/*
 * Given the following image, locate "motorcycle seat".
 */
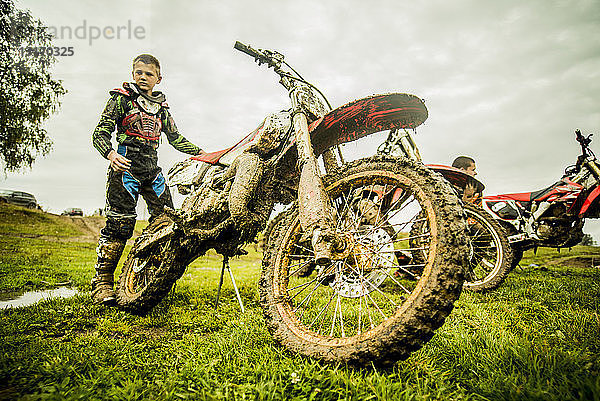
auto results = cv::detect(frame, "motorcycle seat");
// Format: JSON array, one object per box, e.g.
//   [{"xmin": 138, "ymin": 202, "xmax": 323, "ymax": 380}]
[
  {"xmin": 483, "ymin": 182, "xmax": 562, "ymax": 214},
  {"xmin": 488, "ymin": 192, "xmax": 533, "ymax": 202},
  {"xmin": 190, "ymin": 110, "xmax": 292, "ymax": 166},
  {"xmin": 528, "ymin": 184, "xmax": 558, "ymax": 202},
  {"xmin": 488, "ymin": 183, "xmax": 557, "ymax": 203},
  {"xmin": 191, "ymin": 125, "xmax": 262, "ymax": 165},
  {"xmin": 192, "ymin": 148, "xmax": 235, "ymax": 165}
]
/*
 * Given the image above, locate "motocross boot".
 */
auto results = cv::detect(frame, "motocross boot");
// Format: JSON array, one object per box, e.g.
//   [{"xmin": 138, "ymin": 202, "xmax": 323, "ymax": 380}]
[{"xmin": 91, "ymin": 237, "xmax": 126, "ymax": 305}]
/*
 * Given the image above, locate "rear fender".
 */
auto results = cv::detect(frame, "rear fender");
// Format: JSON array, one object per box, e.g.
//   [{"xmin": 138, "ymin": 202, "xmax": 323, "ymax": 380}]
[{"xmin": 427, "ymin": 164, "xmax": 485, "ymax": 193}]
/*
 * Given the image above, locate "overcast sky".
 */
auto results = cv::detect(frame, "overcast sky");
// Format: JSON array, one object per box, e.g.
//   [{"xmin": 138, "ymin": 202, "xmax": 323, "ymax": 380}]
[{"xmin": 5, "ymin": 0, "xmax": 600, "ymax": 235}]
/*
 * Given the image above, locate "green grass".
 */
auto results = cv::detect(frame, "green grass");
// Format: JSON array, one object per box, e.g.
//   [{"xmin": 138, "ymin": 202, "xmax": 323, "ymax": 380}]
[
  {"xmin": 0, "ymin": 203, "xmax": 599, "ymax": 400},
  {"xmin": 0, "ymin": 205, "xmax": 83, "ymax": 237},
  {"xmin": 0, "ymin": 236, "xmax": 97, "ymax": 291}
]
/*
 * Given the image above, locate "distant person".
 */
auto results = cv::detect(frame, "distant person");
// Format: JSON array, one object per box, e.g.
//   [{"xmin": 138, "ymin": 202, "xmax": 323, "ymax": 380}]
[
  {"xmin": 90, "ymin": 54, "xmax": 205, "ymax": 305},
  {"xmin": 452, "ymin": 156, "xmax": 480, "ymax": 203},
  {"xmin": 452, "ymin": 156, "xmax": 477, "ymax": 177}
]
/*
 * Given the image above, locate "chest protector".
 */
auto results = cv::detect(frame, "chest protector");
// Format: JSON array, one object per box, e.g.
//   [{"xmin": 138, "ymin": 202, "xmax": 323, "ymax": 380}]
[{"xmin": 112, "ymin": 83, "xmax": 166, "ymax": 142}]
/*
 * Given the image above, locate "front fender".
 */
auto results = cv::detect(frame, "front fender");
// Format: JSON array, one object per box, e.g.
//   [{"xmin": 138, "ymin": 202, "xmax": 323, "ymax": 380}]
[
  {"xmin": 579, "ymin": 185, "xmax": 600, "ymax": 217},
  {"xmin": 308, "ymin": 93, "xmax": 428, "ymax": 156}
]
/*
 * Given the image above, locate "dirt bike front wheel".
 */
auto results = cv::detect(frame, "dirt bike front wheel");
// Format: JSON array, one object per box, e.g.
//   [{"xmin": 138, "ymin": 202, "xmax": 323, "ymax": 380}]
[
  {"xmin": 116, "ymin": 215, "xmax": 184, "ymax": 314},
  {"xmin": 260, "ymin": 156, "xmax": 468, "ymax": 365},
  {"xmin": 462, "ymin": 203, "xmax": 513, "ymax": 292}
]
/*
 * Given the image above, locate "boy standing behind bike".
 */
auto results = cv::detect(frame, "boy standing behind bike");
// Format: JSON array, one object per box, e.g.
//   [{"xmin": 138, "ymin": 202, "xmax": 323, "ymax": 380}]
[{"xmin": 91, "ymin": 54, "xmax": 204, "ymax": 305}]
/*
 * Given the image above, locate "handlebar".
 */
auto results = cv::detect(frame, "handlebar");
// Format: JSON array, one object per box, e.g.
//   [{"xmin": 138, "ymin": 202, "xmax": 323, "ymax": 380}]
[
  {"xmin": 575, "ymin": 129, "xmax": 594, "ymax": 160},
  {"xmin": 233, "ymin": 41, "xmax": 282, "ymax": 69},
  {"xmin": 233, "ymin": 41, "xmax": 261, "ymax": 59},
  {"xmin": 233, "ymin": 40, "xmax": 333, "ymax": 111},
  {"xmin": 572, "ymin": 128, "xmax": 598, "ymax": 175},
  {"xmin": 576, "ymin": 129, "xmax": 592, "ymax": 148}
]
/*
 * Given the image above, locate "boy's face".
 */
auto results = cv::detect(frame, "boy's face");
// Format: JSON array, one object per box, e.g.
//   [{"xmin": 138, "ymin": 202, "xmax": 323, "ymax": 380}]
[
  {"xmin": 132, "ymin": 61, "xmax": 161, "ymax": 94},
  {"xmin": 464, "ymin": 162, "xmax": 477, "ymax": 177}
]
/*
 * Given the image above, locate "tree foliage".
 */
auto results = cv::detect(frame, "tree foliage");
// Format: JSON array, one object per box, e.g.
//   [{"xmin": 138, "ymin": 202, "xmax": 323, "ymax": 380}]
[{"xmin": 0, "ymin": 0, "xmax": 65, "ymax": 173}]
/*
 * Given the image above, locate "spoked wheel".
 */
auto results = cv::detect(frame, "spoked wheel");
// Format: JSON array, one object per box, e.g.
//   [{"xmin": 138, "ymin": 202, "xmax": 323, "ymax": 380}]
[
  {"xmin": 117, "ymin": 215, "xmax": 184, "ymax": 314},
  {"xmin": 264, "ymin": 209, "xmax": 316, "ymax": 277},
  {"xmin": 462, "ymin": 203, "xmax": 513, "ymax": 292},
  {"xmin": 260, "ymin": 157, "xmax": 468, "ymax": 365},
  {"xmin": 407, "ymin": 210, "xmax": 429, "ymax": 275}
]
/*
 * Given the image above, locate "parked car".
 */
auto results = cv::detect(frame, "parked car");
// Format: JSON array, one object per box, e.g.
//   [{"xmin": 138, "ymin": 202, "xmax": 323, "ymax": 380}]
[
  {"xmin": 61, "ymin": 207, "xmax": 83, "ymax": 216},
  {"xmin": 0, "ymin": 189, "xmax": 38, "ymax": 209}
]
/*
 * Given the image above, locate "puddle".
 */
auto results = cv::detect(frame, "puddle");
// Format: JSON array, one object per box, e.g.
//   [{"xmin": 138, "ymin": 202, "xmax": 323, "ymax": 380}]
[{"xmin": 0, "ymin": 287, "xmax": 79, "ymax": 309}]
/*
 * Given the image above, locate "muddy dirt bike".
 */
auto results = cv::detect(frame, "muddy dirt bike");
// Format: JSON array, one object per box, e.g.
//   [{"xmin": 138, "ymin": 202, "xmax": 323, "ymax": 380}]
[
  {"xmin": 481, "ymin": 129, "xmax": 599, "ymax": 269},
  {"xmin": 116, "ymin": 41, "xmax": 468, "ymax": 365},
  {"xmin": 369, "ymin": 130, "xmax": 514, "ymax": 291}
]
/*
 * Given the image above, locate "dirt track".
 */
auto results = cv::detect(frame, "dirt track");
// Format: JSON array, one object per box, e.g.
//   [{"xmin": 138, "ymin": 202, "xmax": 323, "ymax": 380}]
[
  {"xmin": 547, "ymin": 255, "xmax": 600, "ymax": 269},
  {"xmin": 53, "ymin": 215, "xmax": 143, "ymax": 243},
  {"xmin": 59, "ymin": 215, "xmax": 105, "ymax": 238}
]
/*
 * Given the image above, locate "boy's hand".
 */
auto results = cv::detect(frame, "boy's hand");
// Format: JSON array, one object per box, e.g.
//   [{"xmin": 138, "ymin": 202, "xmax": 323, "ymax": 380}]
[
  {"xmin": 107, "ymin": 149, "xmax": 131, "ymax": 172},
  {"xmin": 462, "ymin": 182, "xmax": 478, "ymax": 204}
]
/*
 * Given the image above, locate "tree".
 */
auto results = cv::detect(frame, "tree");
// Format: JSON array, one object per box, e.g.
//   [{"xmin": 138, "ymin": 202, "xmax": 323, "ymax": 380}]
[{"xmin": 0, "ymin": 0, "xmax": 65, "ymax": 173}]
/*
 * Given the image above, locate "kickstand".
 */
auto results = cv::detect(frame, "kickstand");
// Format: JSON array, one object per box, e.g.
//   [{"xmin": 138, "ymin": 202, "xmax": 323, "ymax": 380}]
[{"xmin": 215, "ymin": 256, "xmax": 245, "ymax": 313}]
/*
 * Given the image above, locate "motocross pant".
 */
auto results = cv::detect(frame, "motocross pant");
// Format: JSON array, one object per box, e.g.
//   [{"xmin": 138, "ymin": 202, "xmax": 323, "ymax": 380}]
[{"xmin": 101, "ymin": 142, "xmax": 174, "ymax": 241}]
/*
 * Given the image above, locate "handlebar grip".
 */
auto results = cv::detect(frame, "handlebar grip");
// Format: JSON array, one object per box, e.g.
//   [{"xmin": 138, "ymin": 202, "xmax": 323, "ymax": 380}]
[{"xmin": 234, "ymin": 41, "xmax": 261, "ymax": 59}]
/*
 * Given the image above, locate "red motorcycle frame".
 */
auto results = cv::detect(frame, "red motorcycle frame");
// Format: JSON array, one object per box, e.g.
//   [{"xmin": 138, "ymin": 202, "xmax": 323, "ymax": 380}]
[{"xmin": 481, "ymin": 130, "xmax": 600, "ymax": 264}]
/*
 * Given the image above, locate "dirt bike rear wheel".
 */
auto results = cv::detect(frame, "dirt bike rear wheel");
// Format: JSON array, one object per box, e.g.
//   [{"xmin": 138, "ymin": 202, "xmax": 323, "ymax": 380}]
[
  {"xmin": 495, "ymin": 221, "xmax": 524, "ymax": 271},
  {"xmin": 462, "ymin": 203, "xmax": 513, "ymax": 292},
  {"xmin": 260, "ymin": 156, "xmax": 468, "ymax": 365},
  {"xmin": 116, "ymin": 215, "xmax": 184, "ymax": 314}
]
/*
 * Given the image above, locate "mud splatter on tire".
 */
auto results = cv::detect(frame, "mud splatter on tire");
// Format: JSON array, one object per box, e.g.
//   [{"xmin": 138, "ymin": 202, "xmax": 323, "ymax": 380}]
[
  {"xmin": 116, "ymin": 215, "xmax": 184, "ymax": 314},
  {"xmin": 260, "ymin": 156, "xmax": 468, "ymax": 365}
]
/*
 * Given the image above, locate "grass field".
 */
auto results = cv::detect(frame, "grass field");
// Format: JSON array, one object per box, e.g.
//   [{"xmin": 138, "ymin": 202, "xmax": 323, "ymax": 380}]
[{"xmin": 0, "ymin": 203, "xmax": 599, "ymax": 400}]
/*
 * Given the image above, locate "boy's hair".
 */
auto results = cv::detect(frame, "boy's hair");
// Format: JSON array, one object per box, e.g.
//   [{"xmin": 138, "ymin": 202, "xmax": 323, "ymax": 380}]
[
  {"xmin": 133, "ymin": 54, "xmax": 161, "ymax": 75},
  {"xmin": 452, "ymin": 156, "xmax": 475, "ymax": 170}
]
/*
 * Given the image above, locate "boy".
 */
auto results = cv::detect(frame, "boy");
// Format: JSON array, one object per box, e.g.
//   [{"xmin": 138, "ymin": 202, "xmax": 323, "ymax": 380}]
[
  {"xmin": 452, "ymin": 156, "xmax": 477, "ymax": 177},
  {"xmin": 452, "ymin": 156, "xmax": 480, "ymax": 203},
  {"xmin": 91, "ymin": 54, "xmax": 204, "ymax": 305}
]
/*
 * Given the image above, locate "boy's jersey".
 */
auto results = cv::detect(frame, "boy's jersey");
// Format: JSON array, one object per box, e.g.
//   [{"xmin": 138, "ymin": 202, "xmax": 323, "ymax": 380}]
[{"xmin": 92, "ymin": 82, "xmax": 202, "ymax": 159}]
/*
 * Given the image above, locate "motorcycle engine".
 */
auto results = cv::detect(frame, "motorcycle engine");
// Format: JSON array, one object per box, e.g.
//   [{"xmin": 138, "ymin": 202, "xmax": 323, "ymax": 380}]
[
  {"xmin": 535, "ymin": 221, "xmax": 567, "ymax": 241},
  {"xmin": 535, "ymin": 203, "xmax": 583, "ymax": 246}
]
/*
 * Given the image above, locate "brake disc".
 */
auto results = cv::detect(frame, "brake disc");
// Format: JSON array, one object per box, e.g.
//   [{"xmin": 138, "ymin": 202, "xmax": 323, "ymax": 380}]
[{"xmin": 329, "ymin": 226, "xmax": 395, "ymax": 298}]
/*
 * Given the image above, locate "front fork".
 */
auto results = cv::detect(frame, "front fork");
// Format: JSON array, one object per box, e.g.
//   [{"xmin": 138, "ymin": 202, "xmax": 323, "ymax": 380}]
[{"xmin": 292, "ymin": 109, "xmax": 337, "ymax": 266}]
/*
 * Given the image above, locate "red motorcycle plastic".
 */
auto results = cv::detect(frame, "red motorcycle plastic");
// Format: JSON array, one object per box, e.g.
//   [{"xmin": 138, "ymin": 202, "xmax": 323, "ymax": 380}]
[{"xmin": 481, "ymin": 129, "xmax": 599, "ymax": 268}]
